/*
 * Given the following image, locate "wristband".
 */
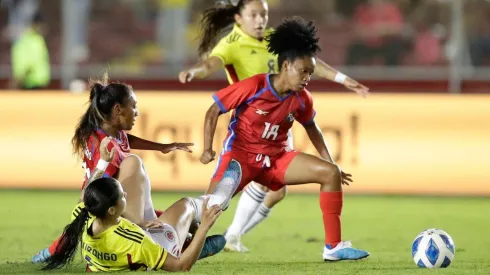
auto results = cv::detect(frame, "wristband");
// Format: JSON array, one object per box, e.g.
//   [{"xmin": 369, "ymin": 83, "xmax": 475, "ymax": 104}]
[
  {"xmin": 96, "ymin": 159, "xmax": 110, "ymax": 171},
  {"xmin": 334, "ymin": 72, "xmax": 347, "ymax": 84}
]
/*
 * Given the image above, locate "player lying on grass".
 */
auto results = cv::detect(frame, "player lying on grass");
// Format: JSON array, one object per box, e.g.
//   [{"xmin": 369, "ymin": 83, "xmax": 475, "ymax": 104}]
[
  {"xmin": 42, "ymin": 136, "xmax": 243, "ymax": 272},
  {"xmin": 179, "ymin": 0, "xmax": 369, "ymax": 252},
  {"xmin": 199, "ymin": 17, "xmax": 370, "ymax": 261},
  {"xmin": 33, "ymin": 74, "xmax": 194, "ymax": 263}
]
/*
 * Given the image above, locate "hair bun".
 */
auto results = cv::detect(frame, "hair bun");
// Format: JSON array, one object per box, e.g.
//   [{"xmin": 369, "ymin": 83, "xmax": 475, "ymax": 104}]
[{"xmin": 89, "ymin": 83, "xmax": 105, "ymax": 101}]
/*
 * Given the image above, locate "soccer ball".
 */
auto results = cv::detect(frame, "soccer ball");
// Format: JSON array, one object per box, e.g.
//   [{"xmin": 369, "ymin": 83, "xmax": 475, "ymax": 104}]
[{"xmin": 412, "ymin": 228, "xmax": 455, "ymax": 268}]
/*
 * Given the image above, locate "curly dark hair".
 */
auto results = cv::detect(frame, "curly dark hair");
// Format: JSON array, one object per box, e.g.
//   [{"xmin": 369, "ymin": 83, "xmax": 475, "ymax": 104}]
[{"xmin": 266, "ymin": 17, "xmax": 321, "ymax": 68}]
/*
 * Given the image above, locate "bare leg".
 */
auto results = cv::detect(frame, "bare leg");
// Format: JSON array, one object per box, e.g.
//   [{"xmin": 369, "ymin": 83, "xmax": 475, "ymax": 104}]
[
  {"xmin": 117, "ymin": 155, "xmax": 156, "ymax": 225},
  {"xmin": 284, "ymin": 153, "xmax": 342, "ymax": 191},
  {"xmin": 157, "ymin": 198, "xmax": 195, "ymax": 249},
  {"xmin": 283, "ymin": 153, "xmax": 368, "ymax": 261},
  {"xmin": 284, "ymin": 153, "xmax": 342, "ymax": 246},
  {"xmin": 263, "ymin": 186, "xmax": 287, "ymax": 208}
]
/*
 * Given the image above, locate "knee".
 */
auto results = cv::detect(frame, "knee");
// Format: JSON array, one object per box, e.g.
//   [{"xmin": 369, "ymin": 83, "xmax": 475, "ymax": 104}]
[
  {"xmin": 316, "ymin": 163, "xmax": 341, "ymax": 186},
  {"xmin": 119, "ymin": 155, "xmax": 147, "ymax": 180},
  {"xmin": 254, "ymin": 182, "xmax": 270, "ymax": 193},
  {"xmin": 269, "ymin": 186, "xmax": 287, "ymax": 202},
  {"xmin": 120, "ymin": 154, "xmax": 144, "ymax": 169},
  {"xmin": 118, "ymin": 155, "xmax": 147, "ymax": 186}
]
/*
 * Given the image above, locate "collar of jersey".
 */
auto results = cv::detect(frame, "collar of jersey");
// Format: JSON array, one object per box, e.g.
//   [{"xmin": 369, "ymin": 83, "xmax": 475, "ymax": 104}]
[
  {"xmin": 87, "ymin": 218, "xmax": 122, "ymax": 239},
  {"xmin": 96, "ymin": 128, "xmax": 123, "ymax": 143},
  {"xmin": 266, "ymin": 73, "xmax": 294, "ymax": 101}
]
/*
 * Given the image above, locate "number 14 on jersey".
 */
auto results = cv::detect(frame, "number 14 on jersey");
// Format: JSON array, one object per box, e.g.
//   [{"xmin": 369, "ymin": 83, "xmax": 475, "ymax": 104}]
[{"xmin": 262, "ymin": 122, "xmax": 279, "ymax": 140}]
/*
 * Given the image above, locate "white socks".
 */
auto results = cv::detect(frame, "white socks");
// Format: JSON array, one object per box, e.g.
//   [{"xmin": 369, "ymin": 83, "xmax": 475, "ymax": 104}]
[
  {"xmin": 186, "ymin": 194, "xmax": 227, "ymax": 223},
  {"xmin": 143, "ymin": 173, "xmax": 157, "ymax": 222},
  {"xmin": 225, "ymin": 182, "xmax": 267, "ymax": 237},
  {"xmin": 242, "ymin": 203, "xmax": 271, "ymax": 235},
  {"xmin": 187, "ymin": 175, "xmax": 240, "ymax": 223}
]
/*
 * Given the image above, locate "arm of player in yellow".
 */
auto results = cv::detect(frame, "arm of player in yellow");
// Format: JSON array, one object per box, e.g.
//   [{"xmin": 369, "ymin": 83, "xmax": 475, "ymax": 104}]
[
  {"xmin": 162, "ymin": 198, "xmax": 221, "ymax": 272},
  {"xmin": 137, "ymin": 220, "xmax": 210, "ymax": 272},
  {"xmin": 178, "ymin": 56, "xmax": 224, "ymax": 83},
  {"xmin": 313, "ymin": 57, "xmax": 369, "ymax": 98},
  {"xmin": 179, "ymin": 36, "xmax": 236, "ymax": 83},
  {"xmin": 161, "ymin": 226, "xmax": 209, "ymax": 272}
]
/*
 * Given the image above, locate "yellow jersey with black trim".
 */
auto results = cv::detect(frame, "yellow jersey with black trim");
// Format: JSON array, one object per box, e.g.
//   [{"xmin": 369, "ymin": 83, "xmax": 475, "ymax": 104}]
[
  {"xmin": 209, "ymin": 24, "xmax": 278, "ymax": 84},
  {"xmin": 71, "ymin": 202, "xmax": 90, "ymax": 221},
  {"xmin": 80, "ymin": 216, "xmax": 168, "ymax": 272}
]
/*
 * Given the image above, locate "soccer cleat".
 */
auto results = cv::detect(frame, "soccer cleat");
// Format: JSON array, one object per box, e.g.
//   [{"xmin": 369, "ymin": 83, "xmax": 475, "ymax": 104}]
[
  {"xmin": 224, "ymin": 234, "xmax": 249, "ymax": 253},
  {"xmin": 32, "ymin": 247, "xmax": 51, "ymax": 263},
  {"xmin": 323, "ymin": 241, "xmax": 370, "ymax": 261},
  {"xmin": 198, "ymin": 235, "xmax": 226, "ymax": 260},
  {"xmin": 215, "ymin": 159, "xmax": 242, "ymax": 211}
]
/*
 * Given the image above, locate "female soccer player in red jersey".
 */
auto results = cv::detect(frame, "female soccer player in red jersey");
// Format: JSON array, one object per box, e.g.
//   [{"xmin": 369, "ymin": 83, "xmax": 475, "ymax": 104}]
[
  {"xmin": 32, "ymin": 75, "xmax": 194, "ymax": 263},
  {"xmin": 179, "ymin": 0, "xmax": 369, "ymax": 252},
  {"xmin": 200, "ymin": 17, "xmax": 370, "ymax": 261}
]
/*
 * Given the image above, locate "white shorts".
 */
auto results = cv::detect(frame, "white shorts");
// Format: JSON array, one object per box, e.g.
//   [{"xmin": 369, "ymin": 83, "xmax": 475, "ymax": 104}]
[{"xmin": 145, "ymin": 223, "xmax": 181, "ymax": 258}]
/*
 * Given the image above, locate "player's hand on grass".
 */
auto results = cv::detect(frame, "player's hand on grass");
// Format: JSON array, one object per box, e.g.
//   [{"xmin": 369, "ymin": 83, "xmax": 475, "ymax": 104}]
[
  {"xmin": 341, "ymin": 170, "xmax": 353, "ymax": 186},
  {"xmin": 200, "ymin": 197, "xmax": 222, "ymax": 231},
  {"xmin": 100, "ymin": 136, "xmax": 116, "ymax": 162},
  {"xmin": 200, "ymin": 149, "xmax": 216, "ymax": 164},
  {"xmin": 160, "ymin": 142, "xmax": 194, "ymax": 154},
  {"xmin": 344, "ymin": 78, "xmax": 369, "ymax": 98},
  {"xmin": 179, "ymin": 70, "xmax": 195, "ymax": 83}
]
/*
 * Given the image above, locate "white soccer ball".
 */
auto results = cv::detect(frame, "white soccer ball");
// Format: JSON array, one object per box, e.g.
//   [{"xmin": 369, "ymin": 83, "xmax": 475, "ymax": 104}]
[{"xmin": 412, "ymin": 228, "xmax": 455, "ymax": 268}]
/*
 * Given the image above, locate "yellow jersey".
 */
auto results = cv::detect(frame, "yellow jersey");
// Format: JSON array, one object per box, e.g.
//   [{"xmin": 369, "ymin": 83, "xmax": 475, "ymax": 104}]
[
  {"xmin": 209, "ymin": 24, "xmax": 278, "ymax": 84},
  {"xmin": 71, "ymin": 203, "xmax": 168, "ymax": 272}
]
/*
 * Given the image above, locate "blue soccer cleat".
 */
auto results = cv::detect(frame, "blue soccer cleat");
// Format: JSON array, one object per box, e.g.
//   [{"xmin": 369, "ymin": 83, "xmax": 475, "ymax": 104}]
[
  {"xmin": 215, "ymin": 159, "xmax": 242, "ymax": 211},
  {"xmin": 32, "ymin": 247, "xmax": 51, "ymax": 263},
  {"xmin": 323, "ymin": 241, "xmax": 370, "ymax": 261},
  {"xmin": 198, "ymin": 235, "xmax": 226, "ymax": 260}
]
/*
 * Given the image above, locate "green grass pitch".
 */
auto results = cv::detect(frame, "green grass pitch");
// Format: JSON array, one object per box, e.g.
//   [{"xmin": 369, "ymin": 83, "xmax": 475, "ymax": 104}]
[{"xmin": 0, "ymin": 190, "xmax": 489, "ymax": 274}]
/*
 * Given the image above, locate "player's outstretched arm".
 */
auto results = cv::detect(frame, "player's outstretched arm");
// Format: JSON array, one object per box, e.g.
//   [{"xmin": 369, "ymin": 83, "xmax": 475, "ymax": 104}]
[
  {"xmin": 200, "ymin": 103, "xmax": 222, "ymax": 164},
  {"xmin": 303, "ymin": 121, "xmax": 335, "ymax": 164},
  {"xmin": 127, "ymin": 134, "xmax": 193, "ymax": 154},
  {"xmin": 313, "ymin": 57, "xmax": 369, "ymax": 98},
  {"xmin": 178, "ymin": 56, "xmax": 224, "ymax": 83},
  {"xmin": 303, "ymin": 122, "xmax": 352, "ymax": 186}
]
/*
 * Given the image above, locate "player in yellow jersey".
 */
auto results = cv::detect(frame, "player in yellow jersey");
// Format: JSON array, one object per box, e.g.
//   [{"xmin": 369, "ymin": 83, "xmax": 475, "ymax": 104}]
[
  {"xmin": 42, "ymin": 137, "xmax": 243, "ymax": 272},
  {"xmin": 178, "ymin": 0, "xmax": 369, "ymax": 252}
]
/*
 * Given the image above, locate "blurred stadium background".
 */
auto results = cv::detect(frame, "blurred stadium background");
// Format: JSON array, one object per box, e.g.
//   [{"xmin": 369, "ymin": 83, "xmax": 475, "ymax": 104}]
[{"xmin": 0, "ymin": 0, "xmax": 489, "ymax": 274}]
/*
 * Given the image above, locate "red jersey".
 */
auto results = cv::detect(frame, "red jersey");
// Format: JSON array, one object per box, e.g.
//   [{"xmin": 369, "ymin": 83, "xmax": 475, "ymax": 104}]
[
  {"xmin": 81, "ymin": 129, "xmax": 131, "ymax": 189},
  {"xmin": 212, "ymin": 74, "xmax": 316, "ymax": 157}
]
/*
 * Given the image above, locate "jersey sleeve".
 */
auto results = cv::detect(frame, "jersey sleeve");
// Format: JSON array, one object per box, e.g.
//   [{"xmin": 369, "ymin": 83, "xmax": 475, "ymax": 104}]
[
  {"xmin": 135, "ymin": 235, "xmax": 168, "ymax": 270},
  {"xmin": 212, "ymin": 76, "xmax": 261, "ymax": 113},
  {"xmin": 209, "ymin": 37, "xmax": 235, "ymax": 65},
  {"xmin": 87, "ymin": 136, "xmax": 121, "ymax": 178},
  {"xmin": 296, "ymin": 90, "xmax": 316, "ymax": 126}
]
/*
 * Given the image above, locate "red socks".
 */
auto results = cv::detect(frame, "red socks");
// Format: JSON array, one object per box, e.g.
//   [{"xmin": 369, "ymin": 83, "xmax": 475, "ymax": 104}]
[
  {"xmin": 48, "ymin": 236, "xmax": 62, "ymax": 255},
  {"xmin": 319, "ymin": 191, "xmax": 343, "ymax": 248}
]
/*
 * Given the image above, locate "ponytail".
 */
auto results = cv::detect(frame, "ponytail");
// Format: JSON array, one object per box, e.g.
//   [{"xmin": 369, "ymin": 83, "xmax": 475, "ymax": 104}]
[
  {"xmin": 197, "ymin": 3, "xmax": 240, "ymax": 57},
  {"xmin": 42, "ymin": 209, "xmax": 90, "ymax": 270},
  {"xmin": 72, "ymin": 72, "xmax": 110, "ymax": 159}
]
